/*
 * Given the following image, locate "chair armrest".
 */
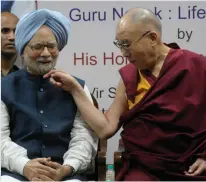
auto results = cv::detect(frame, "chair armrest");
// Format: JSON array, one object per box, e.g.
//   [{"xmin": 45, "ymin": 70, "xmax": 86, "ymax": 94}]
[
  {"xmin": 114, "ymin": 151, "xmax": 123, "ymax": 178},
  {"xmin": 97, "ymin": 151, "xmax": 107, "ymax": 181},
  {"xmin": 114, "ymin": 151, "xmax": 122, "ymax": 164}
]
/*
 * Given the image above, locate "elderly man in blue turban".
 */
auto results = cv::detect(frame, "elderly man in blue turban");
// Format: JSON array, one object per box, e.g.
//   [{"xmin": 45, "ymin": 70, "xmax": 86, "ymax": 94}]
[{"xmin": 1, "ymin": 9, "xmax": 98, "ymax": 182}]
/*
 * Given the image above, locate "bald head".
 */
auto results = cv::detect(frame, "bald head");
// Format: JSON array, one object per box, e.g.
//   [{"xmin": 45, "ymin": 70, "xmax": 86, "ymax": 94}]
[
  {"xmin": 117, "ymin": 8, "xmax": 162, "ymax": 37},
  {"xmin": 114, "ymin": 8, "xmax": 168, "ymax": 71},
  {"xmin": 1, "ymin": 11, "xmax": 18, "ymax": 21}
]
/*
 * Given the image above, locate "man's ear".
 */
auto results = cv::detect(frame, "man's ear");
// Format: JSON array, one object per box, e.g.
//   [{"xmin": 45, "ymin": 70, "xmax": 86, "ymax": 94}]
[{"xmin": 149, "ymin": 31, "xmax": 158, "ymax": 46}]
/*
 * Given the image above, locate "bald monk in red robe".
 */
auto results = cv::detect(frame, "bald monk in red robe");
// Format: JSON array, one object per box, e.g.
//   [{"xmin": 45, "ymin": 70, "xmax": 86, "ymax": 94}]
[{"xmin": 44, "ymin": 7, "xmax": 206, "ymax": 181}]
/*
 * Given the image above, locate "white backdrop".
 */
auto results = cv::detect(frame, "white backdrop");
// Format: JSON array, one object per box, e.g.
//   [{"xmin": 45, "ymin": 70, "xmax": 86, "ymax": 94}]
[{"xmin": 15, "ymin": 1, "xmax": 206, "ymax": 164}]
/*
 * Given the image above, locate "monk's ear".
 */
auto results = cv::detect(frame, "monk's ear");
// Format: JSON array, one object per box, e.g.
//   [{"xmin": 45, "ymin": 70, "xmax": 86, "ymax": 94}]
[{"xmin": 148, "ymin": 31, "xmax": 158, "ymax": 46}]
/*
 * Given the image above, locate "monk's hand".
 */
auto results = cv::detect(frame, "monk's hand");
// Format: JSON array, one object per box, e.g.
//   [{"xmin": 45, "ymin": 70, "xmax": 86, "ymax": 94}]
[
  {"xmin": 43, "ymin": 70, "xmax": 79, "ymax": 93},
  {"xmin": 23, "ymin": 157, "xmax": 56, "ymax": 181},
  {"xmin": 43, "ymin": 160, "xmax": 73, "ymax": 181},
  {"xmin": 185, "ymin": 158, "xmax": 206, "ymax": 176}
]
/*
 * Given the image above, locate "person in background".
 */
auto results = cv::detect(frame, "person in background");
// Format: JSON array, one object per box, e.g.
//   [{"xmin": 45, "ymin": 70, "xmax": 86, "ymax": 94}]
[
  {"xmin": 1, "ymin": 9, "xmax": 98, "ymax": 182},
  {"xmin": 1, "ymin": 12, "xmax": 19, "ymax": 77},
  {"xmin": 44, "ymin": 7, "xmax": 206, "ymax": 181}
]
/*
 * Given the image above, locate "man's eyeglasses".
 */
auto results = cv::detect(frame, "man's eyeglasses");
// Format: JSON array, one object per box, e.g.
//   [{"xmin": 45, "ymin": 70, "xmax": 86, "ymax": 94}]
[
  {"xmin": 113, "ymin": 31, "xmax": 151, "ymax": 50},
  {"xmin": 28, "ymin": 42, "xmax": 58, "ymax": 54}
]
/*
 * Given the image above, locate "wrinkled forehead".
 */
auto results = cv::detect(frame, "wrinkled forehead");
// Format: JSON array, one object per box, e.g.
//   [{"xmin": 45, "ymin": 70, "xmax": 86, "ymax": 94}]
[
  {"xmin": 28, "ymin": 25, "xmax": 57, "ymax": 43},
  {"xmin": 115, "ymin": 23, "xmax": 142, "ymax": 41}
]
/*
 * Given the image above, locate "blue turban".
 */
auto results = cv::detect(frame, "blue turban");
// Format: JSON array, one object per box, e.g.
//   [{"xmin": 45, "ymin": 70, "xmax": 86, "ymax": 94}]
[{"xmin": 15, "ymin": 8, "xmax": 71, "ymax": 54}]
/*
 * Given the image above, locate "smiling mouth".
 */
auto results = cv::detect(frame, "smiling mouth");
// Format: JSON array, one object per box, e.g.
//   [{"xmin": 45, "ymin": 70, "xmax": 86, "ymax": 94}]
[
  {"xmin": 129, "ymin": 60, "xmax": 135, "ymax": 63},
  {"xmin": 38, "ymin": 61, "xmax": 52, "ymax": 64}
]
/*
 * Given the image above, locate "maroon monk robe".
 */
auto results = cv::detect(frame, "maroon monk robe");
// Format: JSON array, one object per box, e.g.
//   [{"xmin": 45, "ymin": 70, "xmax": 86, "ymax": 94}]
[{"xmin": 117, "ymin": 48, "xmax": 206, "ymax": 181}]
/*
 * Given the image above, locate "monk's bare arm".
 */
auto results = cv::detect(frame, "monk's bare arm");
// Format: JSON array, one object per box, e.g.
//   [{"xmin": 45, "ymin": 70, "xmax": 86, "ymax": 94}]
[
  {"xmin": 72, "ymin": 78, "xmax": 127, "ymax": 139},
  {"xmin": 44, "ymin": 70, "xmax": 128, "ymax": 139}
]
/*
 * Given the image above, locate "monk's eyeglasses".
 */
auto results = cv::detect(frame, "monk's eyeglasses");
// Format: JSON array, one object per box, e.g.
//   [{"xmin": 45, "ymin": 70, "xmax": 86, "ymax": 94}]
[
  {"xmin": 113, "ymin": 31, "xmax": 151, "ymax": 50},
  {"xmin": 27, "ymin": 42, "xmax": 58, "ymax": 54}
]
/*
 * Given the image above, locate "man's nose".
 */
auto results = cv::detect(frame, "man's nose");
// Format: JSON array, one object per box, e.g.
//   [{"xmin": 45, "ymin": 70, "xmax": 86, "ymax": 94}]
[
  {"xmin": 40, "ymin": 47, "xmax": 51, "ymax": 57},
  {"xmin": 8, "ymin": 31, "xmax": 15, "ymax": 41},
  {"xmin": 121, "ymin": 48, "xmax": 129, "ymax": 57}
]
